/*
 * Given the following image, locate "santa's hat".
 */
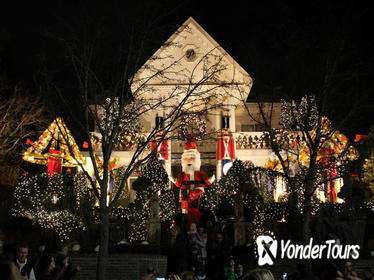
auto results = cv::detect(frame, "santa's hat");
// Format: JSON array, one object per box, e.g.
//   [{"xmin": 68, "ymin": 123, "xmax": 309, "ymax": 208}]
[
  {"xmin": 184, "ymin": 140, "xmax": 198, "ymax": 151},
  {"xmin": 182, "ymin": 140, "xmax": 201, "ymax": 169}
]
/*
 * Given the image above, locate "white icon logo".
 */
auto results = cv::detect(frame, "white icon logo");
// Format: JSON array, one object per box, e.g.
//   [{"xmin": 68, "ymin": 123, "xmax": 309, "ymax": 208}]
[{"xmin": 256, "ymin": 235, "xmax": 278, "ymax": 266}]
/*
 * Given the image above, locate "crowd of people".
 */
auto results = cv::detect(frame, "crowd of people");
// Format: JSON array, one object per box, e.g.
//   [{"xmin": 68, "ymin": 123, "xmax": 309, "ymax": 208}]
[
  {"xmin": 0, "ymin": 243, "xmax": 80, "ymax": 280},
  {"xmin": 141, "ymin": 267, "xmax": 274, "ymax": 280},
  {"xmin": 1, "ymin": 222, "xmax": 373, "ymax": 280},
  {"xmin": 160, "ymin": 219, "xmax": 373, "ymax": 280},
  {"xmin": 162, "ymin": 220, "xmax": 274, "ymax": 280}
]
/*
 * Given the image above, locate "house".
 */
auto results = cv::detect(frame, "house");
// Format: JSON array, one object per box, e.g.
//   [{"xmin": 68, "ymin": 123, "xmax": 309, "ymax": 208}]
[{"xmin": 84, "ymin": 17, "xmax": 343, "ymax": 204}]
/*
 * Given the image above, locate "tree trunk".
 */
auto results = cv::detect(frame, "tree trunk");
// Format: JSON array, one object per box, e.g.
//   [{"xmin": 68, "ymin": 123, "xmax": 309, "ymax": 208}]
[
  {"xmin": 287, "ymin": 181, "xmax": 300, "ymax": 241},
  {"xmin": 97, "ymin": 204, "xmax": 109, "ymax": 280},
  {"xmin": 302, "ymin": 186, "xmax": 313, "ymax": 278}
]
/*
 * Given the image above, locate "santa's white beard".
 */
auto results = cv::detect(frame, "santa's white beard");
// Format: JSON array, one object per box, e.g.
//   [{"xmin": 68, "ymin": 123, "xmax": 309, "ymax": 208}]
[
  {"xmin": 183, "ymin": 164, "xmax": 196, "ymax": 175},
  {"xmin": 181, "ymin": 150, "xmax": 201, "ymax": 174},
  {"xmin": 182, "ymin": 158, "xmax": 201, "ymax": 175}
]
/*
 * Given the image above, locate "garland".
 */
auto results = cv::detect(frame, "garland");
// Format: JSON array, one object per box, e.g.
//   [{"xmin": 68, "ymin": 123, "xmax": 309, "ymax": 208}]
[{"xmin": 180, "ymin": 114, "xmax": 206, "ymax": 140}]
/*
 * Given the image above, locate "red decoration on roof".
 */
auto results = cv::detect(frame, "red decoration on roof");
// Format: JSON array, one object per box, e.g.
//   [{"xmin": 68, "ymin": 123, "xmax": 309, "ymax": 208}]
[
  {"xmin": 354, "ymin": 134, "xmax": 368, "ymax": 143},
  {"xmin": 26, "ymin": 138, "xmax": 34, "ymax": 145}
]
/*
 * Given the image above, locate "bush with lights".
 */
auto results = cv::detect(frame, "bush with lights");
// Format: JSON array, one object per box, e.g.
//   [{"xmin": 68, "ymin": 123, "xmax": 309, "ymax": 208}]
[
  {"xmin": 201, "ymin": 160, "xmax": 290, "ymax": 239},
  {"xmin": 12, "ymin": 172, "xmax": 95, "ymax": 242},
  {"xmin": 111, "ymin": 155, "xmax": 177, "ymax": 243}
]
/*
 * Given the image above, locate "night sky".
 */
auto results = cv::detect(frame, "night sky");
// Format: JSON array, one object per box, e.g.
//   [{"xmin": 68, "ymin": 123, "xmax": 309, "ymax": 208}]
[{"xmin": 1, "ymin": 0, "xmax": 374, "ymax": 134}]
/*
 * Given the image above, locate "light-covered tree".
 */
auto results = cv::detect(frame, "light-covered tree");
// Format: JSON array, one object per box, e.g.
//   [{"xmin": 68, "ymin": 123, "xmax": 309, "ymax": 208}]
[
  {"xmin": 363, "ymin": 135, "xmax": 374, "ymax": 197},
  {"xmin": 233, "ymin": 93, "xmax": 360, "ymax": 276}
]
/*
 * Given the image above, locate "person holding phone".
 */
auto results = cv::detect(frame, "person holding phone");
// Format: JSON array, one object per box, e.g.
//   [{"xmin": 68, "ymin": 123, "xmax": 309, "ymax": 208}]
[
  {"xmin": 36, "ymin": 254, "xmax": 67, "ymax": 280},
  {"xmin": 54, "ymin": 244, "xmax": 80, "ymax": 280}
]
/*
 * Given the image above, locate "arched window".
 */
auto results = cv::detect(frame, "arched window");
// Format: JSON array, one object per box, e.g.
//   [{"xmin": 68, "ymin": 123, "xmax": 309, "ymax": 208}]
[
  {"xmin": 221, "ymin": 116, "xmax": 230, "ymax": 129},
  {"xmin": 155, "ymin": 116, "xmax": 164, "ymax": 128}
]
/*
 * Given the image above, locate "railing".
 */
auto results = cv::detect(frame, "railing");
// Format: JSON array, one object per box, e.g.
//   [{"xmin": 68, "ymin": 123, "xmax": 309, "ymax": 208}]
[
  {"xmin": 234, "ymin": 132, "xmax": 269, "ymax": 149},
  {"xmin": 234, "ymin": 131, "xmax": 304, "ymax": 150},
  {"xmin": 89, "ymin": 131, "xmax": 299, "ymax": 152}
]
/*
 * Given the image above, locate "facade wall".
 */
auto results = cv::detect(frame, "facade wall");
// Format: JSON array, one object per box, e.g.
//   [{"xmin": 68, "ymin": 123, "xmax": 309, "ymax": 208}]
[
  {"xmin": 235, "ymin": 102, "xmax": 282, "ymax": 132},
  {"xmin": 138, "ymin": 102, "xmax": 282, "ymax": 135},
  {"xmin": 235, "ymin": 148, "xmax": 274, "ymax": 167}
]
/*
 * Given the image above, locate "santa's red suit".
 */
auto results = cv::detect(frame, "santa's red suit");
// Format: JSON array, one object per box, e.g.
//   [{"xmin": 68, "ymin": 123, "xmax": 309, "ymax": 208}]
[
  {"xmin": 175, "ymin": 170, "xmax": 212, "ymax": 225},
  {"xmin": 174, "ymin": 141, "xmax": 213, "ymax": 225}
]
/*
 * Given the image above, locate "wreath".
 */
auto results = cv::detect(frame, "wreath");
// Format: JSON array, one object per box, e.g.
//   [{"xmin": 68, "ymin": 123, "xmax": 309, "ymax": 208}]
[{"xmin": 180, "ymin": 114, "xmax": 206, "ymax": 140}]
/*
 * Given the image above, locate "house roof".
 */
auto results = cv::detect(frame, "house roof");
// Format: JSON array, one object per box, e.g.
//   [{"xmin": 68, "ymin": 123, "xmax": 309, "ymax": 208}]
[{"xmin": 131, "ymin": 17, "xmax": 253, "ymax": 109}]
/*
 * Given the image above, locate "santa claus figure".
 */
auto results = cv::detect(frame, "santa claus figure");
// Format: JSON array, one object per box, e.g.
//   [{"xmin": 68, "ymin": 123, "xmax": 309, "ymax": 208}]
[{"xmin": 174, "ymin": 141, "xmax": 215, "ymax": 226}]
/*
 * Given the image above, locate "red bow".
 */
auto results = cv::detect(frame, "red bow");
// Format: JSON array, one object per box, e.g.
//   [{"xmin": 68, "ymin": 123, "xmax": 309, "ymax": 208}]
[
  {"xmin": 354, "ymin": 134, "xmax": 368, "ymax": 143},
  {"xmin": 26, "ymin": 138, "xmax": 34, "ymax": 145}
]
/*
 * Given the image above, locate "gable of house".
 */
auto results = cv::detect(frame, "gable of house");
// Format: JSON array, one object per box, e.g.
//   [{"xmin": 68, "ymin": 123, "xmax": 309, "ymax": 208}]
[{"xmin": 131, "ymin": 17, "xmax": 253, "ymax": 111}]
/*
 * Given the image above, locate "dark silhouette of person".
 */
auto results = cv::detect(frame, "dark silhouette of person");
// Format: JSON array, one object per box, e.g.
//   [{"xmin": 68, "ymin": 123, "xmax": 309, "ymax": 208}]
[{"xmin": 207, "ymin": 232, "xmax": 232, "ymax": 280}]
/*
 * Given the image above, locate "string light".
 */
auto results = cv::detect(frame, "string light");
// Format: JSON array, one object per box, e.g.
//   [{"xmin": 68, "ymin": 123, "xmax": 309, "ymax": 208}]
[
  {"xmin": 13, "ymin": 173, "xmax": 92, "ymax": 241},
  {"xmin": 110, "ymin": 156, "xmax": 176, "ymax": 243},
  {"xmin": 363, "ymin": 153, "xmax": 374, "ymax": 192},
  {"xmin": 280, "ymin": 95, "xmax": 318, "ymax": 131},
  {"xmin": 180, "ymin": 114, "xmax": 206, "ymax": 140},
  {"xmin": 22, "ymin": 117, "xmax": 85, "ymax": 167},
  {"xmin": 201, "ymin": 159, "xmax": 291, "ymax": 240},
  {"xmin": 98, "ymin": 98, "xmax": 142, "ymax": 147}
]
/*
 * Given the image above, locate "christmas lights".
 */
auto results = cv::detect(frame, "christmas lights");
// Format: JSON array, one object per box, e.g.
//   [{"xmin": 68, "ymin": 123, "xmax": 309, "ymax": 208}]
[
  {"xmin": 98, "ymin": 98, "xmax": 142, "ymax": 149},
  {"xmin": 281, "ymin": 95, "xmax": 318, "ymax": 131},
  {"xmin": 110, "ymin": 156, "xmax": 176, "ymax": 243},
  {"xmin": 363, "ymin": 153, "xmax": 374, "ymax": 192},
  {"xmin": 180, "ymin": 114, "xmax": 206, "ymax": 140},
  {"xmin": 13, "ymin": 173, "xmax": 93, "ymax": 241},
  {"xmin": 23, "ymin": 117, "xmax": 85, "ymax": 167}
]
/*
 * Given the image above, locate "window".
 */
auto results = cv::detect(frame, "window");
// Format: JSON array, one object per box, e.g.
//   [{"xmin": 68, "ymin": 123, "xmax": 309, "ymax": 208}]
[
  {"xmin": 155, "ymin": 116, "xmax": 164, "ymax": 128},
  {"xmin": 221, "ymin": 116, "xmax": 230, "ymax": 129}
]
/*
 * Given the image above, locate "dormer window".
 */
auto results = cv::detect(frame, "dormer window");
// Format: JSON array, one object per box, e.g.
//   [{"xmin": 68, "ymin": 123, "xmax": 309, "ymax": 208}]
[
  {"xmin": 222, "ymin": 116, "xmax": 230, "ymax": 129},
  {"xmin": 155, "ymin": 116, "xmax": 164, "ymax": 129}
]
